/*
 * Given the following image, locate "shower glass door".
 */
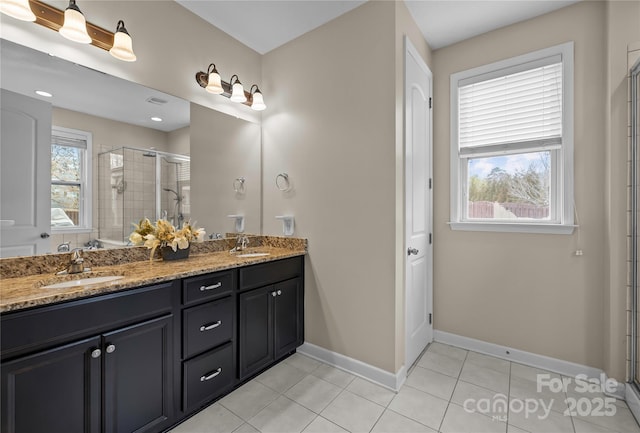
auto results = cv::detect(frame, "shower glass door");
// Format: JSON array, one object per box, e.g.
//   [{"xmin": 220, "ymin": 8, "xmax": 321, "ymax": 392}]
[{"xmin": 632, "ymin": 58, "xmax": 640, "ymax": 386}]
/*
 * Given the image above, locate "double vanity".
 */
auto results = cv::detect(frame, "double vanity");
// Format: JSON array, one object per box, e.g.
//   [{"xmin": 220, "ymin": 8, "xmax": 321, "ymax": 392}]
[{"xmin": 0, "ymin": 236, "xmax": 306, "ymax": 433}]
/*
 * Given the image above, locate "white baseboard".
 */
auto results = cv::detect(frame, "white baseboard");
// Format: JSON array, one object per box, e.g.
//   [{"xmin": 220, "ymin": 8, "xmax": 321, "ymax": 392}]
[
  {"xmin": 297, "ymin": 342, "xmax": 405, "ymax": 391},
  {"xmin": 434, "ymin": 330, "xmax": 626, "ymax": 400},
  {"xmin": 626, "ymin": 384, "xmax": 640, "ymax": 422}
]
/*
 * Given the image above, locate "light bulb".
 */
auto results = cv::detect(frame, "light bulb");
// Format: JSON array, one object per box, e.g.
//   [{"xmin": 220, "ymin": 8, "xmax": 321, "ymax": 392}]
[
  {"xmin": 230, "ymin": 81, "xmax": 246, "ymax": 103},
  {"xmin": 59, "ymin": 1, "xmax": 91, "ymax": 44},
  {"xmin": 0, "ymin": 0, "xmax": 36, "ymax": 21},
  {"xmin": 109, "ymin": 21, "xmax": 136, "ymax": 62},
  {"xmin": 206, "ymin": 70, "xmax": 223, "ymax": 94},
  {"xmin": 251, "ymin": 90, "xmax": 266, "ymax": 111}
]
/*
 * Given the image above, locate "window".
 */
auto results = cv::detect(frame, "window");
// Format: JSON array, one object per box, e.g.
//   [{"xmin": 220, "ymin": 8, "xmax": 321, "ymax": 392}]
[
  {"xmin": 51, "ymin": 126, "xmax": 92, "ymax": 232},
  {"xmin": 449, "ymin": 42, "xmax": 574, "ymax": 234}
]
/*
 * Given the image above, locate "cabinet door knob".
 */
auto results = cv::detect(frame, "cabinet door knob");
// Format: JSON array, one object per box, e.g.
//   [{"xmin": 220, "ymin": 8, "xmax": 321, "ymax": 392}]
[
  {"xmin": 106, "ymin": 344, "xmax": 116, "ymax": 354},
  {"xmin": 91, "ymin": 348, "xmax": 101, "ymax": 358},
  {"xmin": 277, "ymin": 290, "xmax": 282, "ymax": 296},
  {"xmin": 272, "ymin": 291, "xmax": 277, "ymax": 297}
]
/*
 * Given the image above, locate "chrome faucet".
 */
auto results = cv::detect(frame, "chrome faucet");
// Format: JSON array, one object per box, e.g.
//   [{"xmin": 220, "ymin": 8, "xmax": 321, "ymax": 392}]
[
  {"xmin": 231, "ymin": 235, "xmax": 249, "ymax": 253},
  {"xmin": 66, "ymin": 248, "xmax": 86, "ymax": 274},
  {"xmin": 57, "ymin": 241, "xmax": 71, "ymax": 252}
]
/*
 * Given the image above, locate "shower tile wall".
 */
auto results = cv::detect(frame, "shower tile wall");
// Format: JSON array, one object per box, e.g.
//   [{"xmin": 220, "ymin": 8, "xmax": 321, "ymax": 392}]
[{"xmin": 97, "ymin": 148, "xmax": 191, "ymax": 245}]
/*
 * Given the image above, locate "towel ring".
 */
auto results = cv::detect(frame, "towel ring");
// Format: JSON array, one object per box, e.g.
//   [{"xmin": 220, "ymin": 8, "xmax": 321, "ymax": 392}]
[
  {"xmin": 233, "ymin": 177, "xmax": 245, "ymax": 193},
  {"xmin": 276, "ymin": 173, "xmax": 291, "ymax": 192}
]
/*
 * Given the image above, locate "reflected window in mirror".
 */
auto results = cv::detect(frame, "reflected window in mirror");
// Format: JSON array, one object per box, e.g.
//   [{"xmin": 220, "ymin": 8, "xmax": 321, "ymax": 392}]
[{"xmin": 51, "ymin": 126, "xmax": 92, "ymax": 233}]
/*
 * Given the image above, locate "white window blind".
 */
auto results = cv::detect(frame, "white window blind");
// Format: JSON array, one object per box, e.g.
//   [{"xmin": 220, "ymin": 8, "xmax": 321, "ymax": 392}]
[
  {"xmin": 51, "ymin": 134, "xmax": 87, "ymax": 149},
  {"xmin": 458, "ymin": 57, "xmax": 562, "ymax": 155}
]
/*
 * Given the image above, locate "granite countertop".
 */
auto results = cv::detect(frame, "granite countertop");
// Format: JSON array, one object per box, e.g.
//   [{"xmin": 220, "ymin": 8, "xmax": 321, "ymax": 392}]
[{"xmin": 0, "ymin": 245, "xmax": 305, "ymax": 313}]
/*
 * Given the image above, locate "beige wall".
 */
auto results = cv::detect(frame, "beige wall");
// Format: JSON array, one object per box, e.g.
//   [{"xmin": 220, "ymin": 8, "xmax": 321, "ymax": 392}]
[
  {"xmin": 168, "ymin": 126, "xmax": 191, "ymax": 156},
  {"xmin": 432, "ymin": 1, "xmax": 609, "ymax": 371},
  {"xmin": 262, "ymin": 1, "xmax": 398, "ymax": 372},
  {"xmin": 262, "ymin": 1, "xmax": 431, "ymax": 373},
  {"xmin": 190, "ymin": 103, "xmax": 261, "ymax": 236},
  {"xmin": 607, "ymin": 0, "xmax": 640, "ymax": 381}
]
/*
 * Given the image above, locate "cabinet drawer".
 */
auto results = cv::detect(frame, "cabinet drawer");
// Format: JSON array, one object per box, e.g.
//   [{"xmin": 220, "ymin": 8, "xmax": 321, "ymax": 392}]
[
  {"xmin": 183, "ymin": 296, "xmax": 233, "ymax": 359},
  {"xmin": 239, "ymin": 256, "xmax": 303, "ymax": 291},
  {"xmin": 183, "ymin": 342, "xmax": 234, "ymax": 411},
  {"xmin": 1, "ymin": 281, "xmax": 177, "ymax": 359},
  {"xmin": 183, "ymin": 270, "xmax": 235, "ymax": 305}
]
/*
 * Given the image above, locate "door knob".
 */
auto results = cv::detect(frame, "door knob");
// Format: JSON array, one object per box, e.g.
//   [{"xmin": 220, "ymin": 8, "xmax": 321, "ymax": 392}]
[
  {"xmin": 40, "ymin": 232, "xmax": 50, "ymax": 239},
  {"xmin": 407, "ymin": 247, "xmax": 419, "ymax": 256}
]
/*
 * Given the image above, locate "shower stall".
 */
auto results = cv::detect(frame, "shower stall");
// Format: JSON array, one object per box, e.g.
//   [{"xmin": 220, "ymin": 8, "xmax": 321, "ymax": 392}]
[{"xmin": 98, "ymin": 147, "xmax": 191, "ymax": 247}]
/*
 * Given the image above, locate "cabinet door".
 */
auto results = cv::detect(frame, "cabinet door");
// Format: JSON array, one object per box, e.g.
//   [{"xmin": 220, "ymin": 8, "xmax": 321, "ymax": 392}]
[
  {"xmin": 274, "ymin": 278, "xmax": 303, "ymax": 359},
  {"xmin": 103, "ymin": 315, "xmax": 173, "ymax": 433},
  {"xmin": 1, "ymin": 336, "xmax": 101, "ymax": 433},
  {"xmin": 238, "ymin": 286, "xmax": 273, "ymax": 379}
]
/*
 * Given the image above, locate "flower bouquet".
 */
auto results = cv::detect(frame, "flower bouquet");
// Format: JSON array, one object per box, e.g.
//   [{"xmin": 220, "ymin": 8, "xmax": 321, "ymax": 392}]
[{"xmin": 129, "ymin": 218, "xmax": 206, "ymax": 261}]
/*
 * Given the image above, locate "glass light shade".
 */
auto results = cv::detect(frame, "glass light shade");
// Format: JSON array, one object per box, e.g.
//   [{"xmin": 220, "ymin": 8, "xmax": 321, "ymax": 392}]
[
  {"xmin": 0, "ymin": 0, "xmax": 36, "ymax": 21},
  {"xmin": 110, "ymin": 30, "xmax": 136, "ymax": 62},
  {"xmin": 59, "ymin": 7, "xmax": 91, "ymax": 44},
  {"xmin": 230, "ymin": 82, "xmax": 246, "ymax": 103},
  {"xmin": 205, "ymin": 71, "xmax": 223, "ymax": 94},
  {"xmin": 251, "ymin": 91, "xmax": 266, "ymax": 111}
]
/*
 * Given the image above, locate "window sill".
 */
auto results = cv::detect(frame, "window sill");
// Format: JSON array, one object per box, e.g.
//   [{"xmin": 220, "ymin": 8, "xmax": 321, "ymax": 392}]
[{"xmin": 448, "ymin": 221, "xmax": 576, "ymax": 235}]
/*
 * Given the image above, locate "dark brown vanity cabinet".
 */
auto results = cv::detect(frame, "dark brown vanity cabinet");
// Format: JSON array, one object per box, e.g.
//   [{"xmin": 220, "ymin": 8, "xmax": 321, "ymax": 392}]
[
  {"xmin": 0, "ymin": 255, "xmax": 305, "ymax": 433},
  {"xmin": 0, "ymin": 282, "xmax": 178, "ymax": 433},
  {"xmin": 238, "ymin": 257, "xmax": 304, "ymax": 380}
]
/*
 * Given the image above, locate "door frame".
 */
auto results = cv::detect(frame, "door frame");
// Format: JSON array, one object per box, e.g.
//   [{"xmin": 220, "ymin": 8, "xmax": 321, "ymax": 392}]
[{"xmin": 404, "ymin": 36, "xmax": 434, "ymax": 371}]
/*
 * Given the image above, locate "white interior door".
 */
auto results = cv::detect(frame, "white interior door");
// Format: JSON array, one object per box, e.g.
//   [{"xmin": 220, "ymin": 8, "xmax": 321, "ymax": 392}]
[
  {"xmin": 1, "ymin": 89, "xmax": 52, "ymax": 257},
  {"xmin": 405, "ymin": 37, "xmax": 433, "ymax": 369}
]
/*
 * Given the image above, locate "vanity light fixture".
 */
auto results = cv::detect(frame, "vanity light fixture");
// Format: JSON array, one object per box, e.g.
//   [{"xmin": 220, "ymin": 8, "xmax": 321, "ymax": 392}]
[
  {"xmin": 59, "ymin": 0, "xmax": 91, "ymax": 44},
  {"xmin": 0, "ymin": 0, "xmax": 36, "ymax": 21},
  {"xmin": 109, "ymin": 20, "xmax": 136, "ymax": 62},
  {"xmin": 0, "ymin": 0, "xmax": 136, "ymax": 62},
  {"xmin": 195, "ymin": 64, "xmax": 266, "ymax": 110}
]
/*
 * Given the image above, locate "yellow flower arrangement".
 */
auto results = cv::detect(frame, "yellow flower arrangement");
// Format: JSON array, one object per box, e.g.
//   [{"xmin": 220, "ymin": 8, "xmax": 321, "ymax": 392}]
[{"xmin": 129, "ymin": 218, "xmax": 206, "ymax": 260}]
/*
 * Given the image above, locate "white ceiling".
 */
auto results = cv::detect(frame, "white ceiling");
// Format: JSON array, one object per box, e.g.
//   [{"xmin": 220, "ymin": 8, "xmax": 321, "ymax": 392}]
[
  {"xmin": 176, "ymin": 0, "xmax": 367, "ymax": 55},
  {"xmin": 177, "ymin": 0, "xmax": 581, "ymax": 53},
  {"xmin": 405, "ymin": 0, "xmax": 582, "ymax": 50}
]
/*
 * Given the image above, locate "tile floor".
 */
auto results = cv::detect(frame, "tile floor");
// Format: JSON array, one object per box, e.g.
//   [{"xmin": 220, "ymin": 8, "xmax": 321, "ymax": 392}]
[{"xmin": 170, "ymin": 342, "xmax": 640, "ymax": 433}]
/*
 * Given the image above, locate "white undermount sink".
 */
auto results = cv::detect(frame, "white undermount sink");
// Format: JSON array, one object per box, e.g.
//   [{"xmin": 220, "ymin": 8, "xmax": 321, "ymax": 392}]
[
  {"xmin": 236, "ymin": 252, "xmax": 270, "ymax": 258},
  {"xmin": 41, "ymin": 275, "xmax": 124, "ymax": 289}
]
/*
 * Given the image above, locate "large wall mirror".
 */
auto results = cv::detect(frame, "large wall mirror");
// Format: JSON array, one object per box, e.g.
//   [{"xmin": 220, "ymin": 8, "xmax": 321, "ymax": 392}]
[{"xmin": 0, "ymin": 39, "xmax": 261, "ymax": 258}]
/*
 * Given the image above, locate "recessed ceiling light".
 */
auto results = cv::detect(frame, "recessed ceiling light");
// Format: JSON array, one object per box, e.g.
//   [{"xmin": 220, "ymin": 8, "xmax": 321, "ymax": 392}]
[
  {"xmin": 35, "ymin": 90, "xmax": 53, "ymax": 98},
  {"xmin": 151, "ymin": 117, "xmax": 163, "ymax": 122}
]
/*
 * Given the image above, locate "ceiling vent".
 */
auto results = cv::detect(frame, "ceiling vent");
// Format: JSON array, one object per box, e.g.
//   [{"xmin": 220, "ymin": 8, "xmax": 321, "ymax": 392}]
[{"xmin": 146, "ymin": 97, "xmax": 168, "ymax": 105}]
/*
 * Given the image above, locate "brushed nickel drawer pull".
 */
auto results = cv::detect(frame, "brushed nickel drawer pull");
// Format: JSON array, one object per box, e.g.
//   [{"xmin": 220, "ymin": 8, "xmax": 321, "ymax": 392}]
[
  {"xmin": 199, "ymin": 320, "xmax": 222, "ymax": 332},
  {"xmin": 200, "ymin": 282, "xmax": 222, "ymax": 291},
  {"xmin": 200, "ymin": 368, "xmax": 222, "ymax": 382}
]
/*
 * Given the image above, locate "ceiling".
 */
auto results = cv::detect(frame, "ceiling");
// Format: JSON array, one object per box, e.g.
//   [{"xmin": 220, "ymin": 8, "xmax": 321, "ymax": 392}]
[{"xmin": 177, "ymin": 0, "xmax": 582, "ymax": 54}]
